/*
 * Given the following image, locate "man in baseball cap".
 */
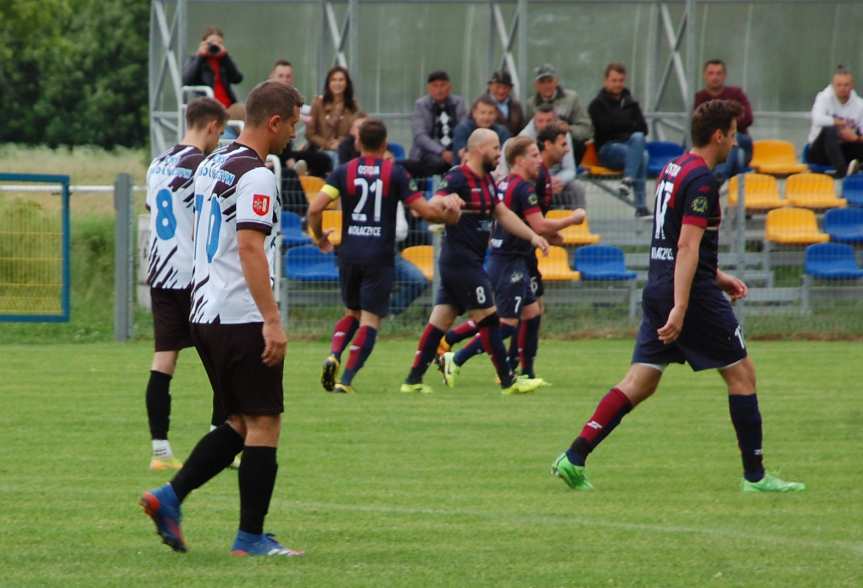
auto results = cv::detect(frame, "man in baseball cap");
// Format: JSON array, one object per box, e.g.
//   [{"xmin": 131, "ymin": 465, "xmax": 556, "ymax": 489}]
[
  {"xmin": 484, "ymin": 70, "xmax": 526, "ymax": 135},
  {"xmin": 527, "ymin": 63, "xmax": 593, "ymax": 163}
]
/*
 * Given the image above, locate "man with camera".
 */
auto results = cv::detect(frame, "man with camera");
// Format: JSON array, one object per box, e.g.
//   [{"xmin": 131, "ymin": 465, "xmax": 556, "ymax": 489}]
[{"xmin": 182, "ymin": 26, "xmax": 245, "ymax": 108}]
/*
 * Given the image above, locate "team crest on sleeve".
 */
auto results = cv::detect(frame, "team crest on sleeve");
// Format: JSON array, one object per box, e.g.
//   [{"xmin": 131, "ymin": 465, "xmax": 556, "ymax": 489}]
[
  {"xmin": 252, "ymin": 194, "xmax": 271, "ymax": 216},
  {"xmin": 690, "ymin": 196, "xmax": 708, "ymax": 213},
  {"xmin": 409, "ymin": 178, "xmax": 418, "ymax": 192},
  {"xmin": 528, "ymin": 193, "xmax": 539, "ymax": 206}
]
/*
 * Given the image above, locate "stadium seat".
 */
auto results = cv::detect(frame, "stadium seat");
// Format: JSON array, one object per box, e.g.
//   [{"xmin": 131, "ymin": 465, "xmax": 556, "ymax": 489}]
[
  {"xmin": 804, "ymin": 243, "xmax": 863, "ymax": 280},
  {"xmin": 321, "ymin": 209, "xmax": 342, "ymax": 246},
  {"xmin": 749, "ymin": 140, "xmax": 808, "ymax": 175},
  {"xmin": 843, "ymin": 174, "xmax": 863, "ymax": 207},
  {"xmin": 546, "ymin": 210, "xmax": 601, "ymax": 244},
  {"xmin": 401, "ymin": 245, "xmax": 434, "ymax": 280},
  {"xmin": 300, "ymin": 175, "xmax": 337, "ymax": 210},
  {"xmin": 387, "ymin": 142, "xmax": 406, "ymax": 160},
  {"xmin": 573, "ymin": 245, "xmax": 636, "ymax": 281},
  {"xmin": 283, "ymin": 245, "xmax": 340, "ymax": 282},
  {"xmin": 580, "ymin": 142, "xmax": 621, "ymax": 176},
  {"xmin": 765, "ymin": 207, "xmax": 829, "ymax": 245},
  {"xmin": 785, "ymin": 173, "xmax": 846, "ymax": 209},
  {"xmin": 535, "ymin": 246, "xmax": 580, "ymax": 281},
  {"xmin": 646, "ymin": 141, "xmax": 684, "ymax": 177},
  {"xmin": 280, "ymin": 211, "xmax": 312, "ymax": 248},
  {"xmin": 801, "ymin": 143, "xmax": 836, "ymax": 175},
  {"xmin": 727, "ymin": 173, "xmax": 784, "ymax": 211},
  {"xmin": 822, "ymin": 208, "xmax": 863, "ymax": 244}
]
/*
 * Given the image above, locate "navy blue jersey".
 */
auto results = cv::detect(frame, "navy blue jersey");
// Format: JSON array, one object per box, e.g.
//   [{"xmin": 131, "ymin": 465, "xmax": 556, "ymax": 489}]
[
  {"xmin": 489, "ymin": 174, "xmax": 539, "ymax": 258},
  {"xmin": 647, "ymin": 153, "xmax": 721, "ymax": 290},
  {"xmin": 323, "ymin": 157, "xmax": 421, "ymax": 265},
  {"xmin": 534, "ymin": 163, "xmax": 555, "ymax": 214},
  {"xmin": 437, "ymin": 164, "xmax": 497, "ymax": 264}
]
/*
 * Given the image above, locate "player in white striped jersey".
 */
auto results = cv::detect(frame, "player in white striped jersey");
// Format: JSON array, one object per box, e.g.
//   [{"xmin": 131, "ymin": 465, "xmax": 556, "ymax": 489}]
[
  {"xmin": 141, "ymin": 81, "xmax": 306, "ymax": 557},
  {"xmin": 143, "ymin": 97, "xmax": 227, "ymax": 471}
]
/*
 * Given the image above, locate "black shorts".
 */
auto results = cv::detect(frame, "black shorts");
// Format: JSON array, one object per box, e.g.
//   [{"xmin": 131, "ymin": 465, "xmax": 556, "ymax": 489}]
[
  {"xmin": 487, "ymin": 255, "xmax": 536, "ymax": 319},
  {"xmin": 150, "ymin": 287, "xmax": 193, "ymax": 352},
  {"xmin": 191, "ymin": 322, "xmax": 284, "ymax": 416},
  {"xmin": 527, "ymin": 257, "xmax": 544, "ymax": 299},
  {"xmin": 435, "ymin": 259, "xmax": 495, "ymax": 315},
  {"xmin": 339, "ymin": 260, "xmax": 394, "ymax": 317},
  {"xmin": 632, "ymin": 285, "xmax": 747, "ymax": 371}
]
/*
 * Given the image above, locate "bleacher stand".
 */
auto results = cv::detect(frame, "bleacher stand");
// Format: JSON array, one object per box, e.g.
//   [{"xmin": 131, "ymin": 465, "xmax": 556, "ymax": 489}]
[
  {"xmin": 784, "ymin": 173, "xmax": 846, "ymax": 209},
  {"xmin": 646, "ymin": 141, "xmax": 684, "ymax": 177},
  {"xmin": 822, "ymin": 208, "xmax": 863, "ymax": 243},
  {"xmin": 749, "ymin": 140, "xmax": 807, "ymax": 176},
  {"xmin": 842, "ymin": 174, "xmax": 863, "ymax": 207}
]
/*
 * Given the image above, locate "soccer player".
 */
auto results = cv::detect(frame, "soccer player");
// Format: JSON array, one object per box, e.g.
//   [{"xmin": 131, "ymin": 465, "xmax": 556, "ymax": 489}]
[
  {"xmin": 440, "ymin": 133, "xmax": 585, "ymax": 387},
  {"xmin": 141, "ymin": 81, "xmax": 306, "ymax": 557},
  {"xmin": 308, "ymin": 119, "xmax": 462, "ymax": 394},
  {"xmin": 551, "ymin": 100, "xmax": 805, "ymax": 493},
  {"xmin": 400, "ymin": 129, "xmax": 550, "ymax": 396},
  {"xmin": 143, "ymin": 97, "xmax": 227, "ymax": 471}
]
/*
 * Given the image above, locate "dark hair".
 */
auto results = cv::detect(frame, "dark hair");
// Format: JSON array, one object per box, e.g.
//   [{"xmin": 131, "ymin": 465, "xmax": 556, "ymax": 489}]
[
  {"xmin": 691, "ymin": 99, "xmax": 742, "ymax": 147},
  {"xmin": 471, "ymin": 95, "xmax": 498, "ymax": 113},
  {"xmin": 245, "ymin": 81, "xmax": 304, "ymax": 127},
  {"xmin": 703, "ymin": 58, "xmax": 726, "ymax": 72},
  {"xmin": 505, "ymin": 136, "xmax": 535, "ymax": 167},
  {"xmin": 427, "ymin": 70, "xmax": 450, "ymax": 84},
  {"xmin": 272, "ymin": 59, "xmax": 293, "ymax": 70},
  {"xmin": 359, "ymin": 119, "xmax": 388, "ymax": 152},
  {"xmin": 201, "ymin": 26, "xmax": 224, "ymax": 41},
  {"xmin": 604, "ymin": 62, "xmax": 626, "ymax": 77},
  {"xmin": 185, "ymin": 97, "xmax": 228, "ymax": 129},
  {"xmin": 322, "ymin": 66, "xmax": 357, "ymax": 111},
  {"xmin": 536, "ymin": 122, "xmax": 567, "ymax": 152},
  {"xmin": 835, "ymin": 64, "xmax": 852, "ymax": 77},
  {"xmin": 535, "ymin": 103, "xmax": 556, "ymax": 115}
]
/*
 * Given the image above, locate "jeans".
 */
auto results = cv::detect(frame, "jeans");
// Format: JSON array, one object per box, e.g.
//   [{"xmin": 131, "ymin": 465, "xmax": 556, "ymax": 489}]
[
  {"xmin": 599, "ymin": 132, "xmax": 647, "ymax": 208},
  {"xmin": 713, "ymin": 131, "xmax": 753, "ymax": 182},
  {"xmin": 390, "ymin": 256, "xmax": 429, "ymax": 315}
]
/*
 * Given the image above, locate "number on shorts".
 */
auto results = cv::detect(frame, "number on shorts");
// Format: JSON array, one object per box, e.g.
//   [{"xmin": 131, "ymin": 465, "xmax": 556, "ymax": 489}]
[
  {"xmin": 529, "ymin": 276, "xmax": 538, "ymax": 295},
  {"xmin": 155, "ymin": 188, "xmax": 177, "ymax": 240},
  {"xmin": 514, "ymin": 296, "xmax": 522, "ymax": 314},
  {"xmin": 734, "ymin": 325, "xmax": 746, "ymax": 350},
  {"xmin": 476, "ymin": 286, "xmax": 486, "ymax": 304}
]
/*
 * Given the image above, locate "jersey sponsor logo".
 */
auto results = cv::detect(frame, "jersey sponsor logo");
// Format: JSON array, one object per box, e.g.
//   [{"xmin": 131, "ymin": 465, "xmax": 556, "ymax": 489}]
[
  {"xmin": 490, "ymin": 238, "xmax": 503, "ymax": 248},
  {"xmin": 347, "ymin": 225, "xmax": 382, "ymax": 237},
  {"xmin": 510, "ymin": 271, "xmax": 524, "ymax": 283},
  {"xmin": 651, "ymin": 246, "xmax": 675, "ymax": 261},
  {"xmin": 252, "ymin": 194, "xmax": 271, "ymax": 216},
  {"xmin": 690, "ymin": 195, "xmax": 708, "ymax": 213}
]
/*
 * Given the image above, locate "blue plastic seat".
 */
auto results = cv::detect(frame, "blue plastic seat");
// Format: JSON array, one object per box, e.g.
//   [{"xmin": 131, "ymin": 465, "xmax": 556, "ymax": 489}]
[
  {"xmin": 802, "ymin": 144, "xmax": 836, "ymax": 175},
  {"xmin": 843, "ymin": 174, "xmax": 863, "ymax": 207},
  {"xmin": 804, "ymin": 243, "xmax": 863, "ymax": 280},
  {"xmin": 646, "ymin": 141, "xmax": 684, "ymax": 177},
  {"xmin": 573, "ymin": 245, "xmax": 636, "ymax": 281},
  {"xmin": 283, "ymin": 245, "xmax": 339, "ymax": 282},
  {"xmin": 280, "ymin": 211, "xmax": 312, "ymax": 248},
  {"xmin": 387, "ymin": 142, "xmax": 406, "ymax": 160},
  {"xmin": 823, "ymin": 208, "xmax": 863, "ymax": 244}
]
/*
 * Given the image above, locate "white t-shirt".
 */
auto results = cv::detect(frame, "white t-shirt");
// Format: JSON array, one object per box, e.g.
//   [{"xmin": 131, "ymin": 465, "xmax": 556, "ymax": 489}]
[
  {"xmin": 809, "ymin": 84, "xmax": 863, "ymax": 144},
  {"xmin": 190, "ymin": 142, "xmax": 280, "ymax": 324},
  {"xmin": 145, "ymin": 144, "xmax": 204, "ymax": 289}
]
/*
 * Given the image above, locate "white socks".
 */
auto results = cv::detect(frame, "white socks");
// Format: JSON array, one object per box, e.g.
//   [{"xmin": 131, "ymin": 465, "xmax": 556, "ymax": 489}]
[{"xmin": 152, "ymin": 439, "xmax": 173, "ymax": 458}]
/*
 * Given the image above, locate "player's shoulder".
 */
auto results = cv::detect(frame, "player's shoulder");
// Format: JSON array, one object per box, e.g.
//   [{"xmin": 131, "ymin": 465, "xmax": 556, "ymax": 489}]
[
  {"xmin": 177, "ymin": 145, "xmax": 205, "ymax": 168},
  {"xmin": 438, "ymin": 165, "xmax": 466, "ymax": 192}
]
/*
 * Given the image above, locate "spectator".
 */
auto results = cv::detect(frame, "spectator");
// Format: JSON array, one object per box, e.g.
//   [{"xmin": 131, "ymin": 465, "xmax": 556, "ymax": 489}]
[
  {"xmin": 338, "ymin": 113, "xmax": 396, "ymax": 164},
  {"xmin": 694, "ymin": 59, "xmax": 754, "ymax": 182},
  {"xmin": 306, "ymin": 66, "xmax": 360, "ymax": 166},
  {"xmin": 526, "ymin": 64, "xmax": 592, "ymax": 163},
  {"xmin": 484, "ymin": 70, "xmax": 526, "ymax": 135},
  {"xmin": 221, "ymin": 102, "xmax": 245, "ymax": 140},
  {"xmin": 270, "ymin": 59, "xmax": 294, "ymax": 86},
  {"xmin": 589, "ymin": 62, "xmax": 650, "ymax": 218},
  {"xmin": 182, "ymin": 26, "xmax": 244, "ymax": 108},
  {"xmin": 409, "ymin": 70, "xmax": 468, "ymax": 177},
  {"xmin": 452, "ymin": 96, "xmax": 511, "ymax": 164},
  {"xmin": 808, "ymin": 65, "xmax": 863, "ymax": 178}
]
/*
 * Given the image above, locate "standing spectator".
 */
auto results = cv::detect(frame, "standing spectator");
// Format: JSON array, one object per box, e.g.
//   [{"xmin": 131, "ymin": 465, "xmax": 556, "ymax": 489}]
[
  {"xmin": 694, "ymin": 59, "xmax": 754, "ymax": 181},
  {"xmin": 452, "ymin": 96, "xmax": 511, "ymax": 164},
  {"xmin": 306, "ymin": 66, "xmax": 360, "ymax": 166},
  {"xmin": 182, "ymin": 26, "xmax": 244, "ymax": 108},
  {"xmin": 526, "ymin": 64, "xmax": 593, "ymax": 163},
  {"xmin": 808, "ymin": 66, "xmax": 863, "ymax": 178},
  {"xmin": 270, "ymin": 59, "xmax": 294, "ymax": 86},
  {"xmin": 485, "ymin": 70, "xmax": 526, "ymax": 135},
  {"xmin": 589, "ymin": 63, "xmax": 650, "ymax": 218},
  {"xmin": 409, "ymin": 70, "xmax": 468, "ymax": 177}
]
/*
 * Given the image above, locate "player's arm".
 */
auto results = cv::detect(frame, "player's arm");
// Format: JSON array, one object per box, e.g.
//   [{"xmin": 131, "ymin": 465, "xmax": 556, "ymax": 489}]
[
  {"xmin": 715, "ymin": 269, "xmax": 748, "ymax": 301},
  {"xmin": 493, "ymin": 204, "xmax": 549, "ymax": 254},
  {"xmin": 307, "ymin": 180, "xmax": 341, "ymax": 252},
  {"xmin": 657, "ymin": 223, "xmax": 703, "ymax": 344},
  {"xmin": 237, "ymin": 229, "xmax": 285, "ymax": 366},
  {"xmin": 409, "ymin": 193, "xmax": 463, "ymax": 224},
  {"xmin": 524, "ymin": 209, "xmax": 586, "ymax": 237}
]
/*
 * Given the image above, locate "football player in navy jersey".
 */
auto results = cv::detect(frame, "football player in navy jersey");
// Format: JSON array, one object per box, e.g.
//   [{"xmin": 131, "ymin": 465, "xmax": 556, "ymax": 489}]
[
  {"xmin": 400, "ymin": 129, "xmax": 551, "ymax": 395},
  {"xmin": 307, "ymin": 119, "xmax": 462, "ymax": 394},
  {"xmin": 552, "ymin": 100, "xmax": 805, "ymax": 493}
]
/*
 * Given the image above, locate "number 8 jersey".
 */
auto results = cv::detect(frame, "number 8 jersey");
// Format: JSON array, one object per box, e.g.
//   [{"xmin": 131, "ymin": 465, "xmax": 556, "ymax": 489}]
[{"xmin": 190, "ymin": 142, "xmax": 280, "ymax": 324}]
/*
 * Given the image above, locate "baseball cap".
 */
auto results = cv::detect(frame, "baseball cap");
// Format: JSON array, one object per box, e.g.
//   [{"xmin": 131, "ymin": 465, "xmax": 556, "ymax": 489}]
[
  {"xmin": 489, "ymin": 70, "xmax": 513, "ymax": 86},
  {"xmin": 427, "ymin": 70, "xmax": 450, "ymax": 84},
  {"xmin": 534, "ymin": 64, "xmax": 558, "ymax": 81}
]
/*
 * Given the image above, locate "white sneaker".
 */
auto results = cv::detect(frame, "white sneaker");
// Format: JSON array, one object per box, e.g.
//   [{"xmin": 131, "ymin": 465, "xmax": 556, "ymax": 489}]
[{"xmin": 847, "ymin": 159, "xmax": 860, "ymax": 177}]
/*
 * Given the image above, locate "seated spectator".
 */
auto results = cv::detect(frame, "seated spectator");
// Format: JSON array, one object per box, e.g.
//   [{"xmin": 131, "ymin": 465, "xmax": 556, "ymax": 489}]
[
  {"xmin": 306, "ymin": 66, "xmax": 360, "ymax": 166},
  {"xmin": 182, "ymin": 26, "xmax": 243, "ymax": 108},
  {"xmin": 526, "ymin": 64, "xmax": 593, "ymax": 163},
  {"xmin": 221, "ymin": 102, "xmax": 245, "ymax": 140},
  {"xmin": 695, "ymin": 59, "xmax": 754, "ymax": 182},
  {"xmin": 270, "ymin": 59, "xmax": 294, "ymax": 86},
  {"xmin": 484, "ymin": 70, "xmax": 526, "ymax": 135},
  {"xmin": 589, "ymin": 63, "xmax": 650, "ymax": 218},
  {"xmin": 338, "ymin": 113, "xmax": 396, "ymax": 164},
  {"xmin": 808, "ymin": 65, "xmax": 863, "ymax": 178},
  {"xmin": 452, "ymin": 96, "xmax": 511, "ymax": 164},
  {"xmin": 409, "ymin": 70, "xmax": 467, "ymax": 177}
]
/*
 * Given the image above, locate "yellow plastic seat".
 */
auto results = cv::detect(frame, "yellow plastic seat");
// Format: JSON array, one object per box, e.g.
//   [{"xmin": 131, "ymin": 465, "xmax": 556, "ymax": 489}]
[
  {"xmin": 299, "ymin": 175, "xmax": 338, "ymax": 209},
  {"xmin": 726, "ymin": 173, "xmax": 784, "ymax": 211},
  {"xmin": 581, "ymin": 142, "xmax": 621, "ymax": 177},
  {"xmin": 546, "ymin": 210, "xmax": 601, "ymax": 244},
  {"xmin": 401, "ymin": 245, "xmax": 434, "ymax": 281},
  {"xmin": 321, "ymin": 209, "xmax": 342, "ymax": 246},
  {"xmin": 785, "ymin": 173, "xmax": 846, "ymax": 209},
  {"xmin": 765, "ymin": 207, "xmax": 829, "ymax": 245},
  {"xmin": 535, "ymin": 246, "xmax": 581, "ymax": 281},
  {"xmin": 749, "ymin": 140, "xmax": 808, "ymax": 176}
]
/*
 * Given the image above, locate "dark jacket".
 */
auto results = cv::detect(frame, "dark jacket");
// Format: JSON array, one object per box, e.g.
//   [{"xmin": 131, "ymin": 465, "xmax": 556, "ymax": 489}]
[
  {"xmin": 588, "ymin": 88, "xmax": 648, "ymax": 149},
  {"xmin": 182, "ymin": 54, "xmax": 244, "ymax": 105},
  {"xmin": 482, "ymin": 92, "xmax": 527, "ymax": 136},
  {"xmin": 694, "ymin": 86, "xmax": 753, "ymax": 133}
]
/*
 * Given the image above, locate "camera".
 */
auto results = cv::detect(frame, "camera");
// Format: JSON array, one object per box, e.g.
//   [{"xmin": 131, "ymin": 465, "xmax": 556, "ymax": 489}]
[{"xmin": 207, "ymin": 43, "xmax": 220, "ymax": 55}]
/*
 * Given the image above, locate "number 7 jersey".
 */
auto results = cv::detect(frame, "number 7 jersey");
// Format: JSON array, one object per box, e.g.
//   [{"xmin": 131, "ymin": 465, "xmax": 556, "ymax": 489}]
[{"xmin": 190, "ymin": 142, "xmax": 280, "ymax": 324}]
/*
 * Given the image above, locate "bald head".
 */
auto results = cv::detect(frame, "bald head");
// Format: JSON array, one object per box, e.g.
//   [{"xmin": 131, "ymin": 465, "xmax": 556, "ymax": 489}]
[
  {"xmin": 467, "ymin": 128, "xmax": 498, "ymax": 152},
  {"xmin": 465, "ymin": 128, "xmax": 501, "ymax": 175}
]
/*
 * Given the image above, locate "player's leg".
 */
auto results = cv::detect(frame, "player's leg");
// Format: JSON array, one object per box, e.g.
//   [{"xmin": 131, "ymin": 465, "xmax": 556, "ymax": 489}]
[
  {"xmin": 324, "ymin": 263, "xmax": 363, "ymax": 390},
  {"xmin": 336, "ymin": 311, "xmax": 382, "ymax": 393},
  {"xmin": 438, "ymin": 319, "xmax": 478, "ymax": 356},
  {"xmin": 147, "ymin": 350, "xmax": 181, "ymax": 469},
  {"xmin": 517, "ymin": 298, "xmax": 543, "ymax": 380},
  {"xmin": 402, "ymin": 303, "xmax": 458, "ymax": 393}
]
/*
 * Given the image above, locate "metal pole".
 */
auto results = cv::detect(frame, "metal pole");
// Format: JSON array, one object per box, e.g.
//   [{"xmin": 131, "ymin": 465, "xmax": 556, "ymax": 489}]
[
  {"xmin": 684, "ymin": 0, "xmax": 696, "ymax": 146},
  {"xmin": 114, "ymin": 173, "xmax": 135, "ymax": 342},
  {"xmin": 735, "ymin": 154, "xmax": 746, "ymax": 325},
  {"xmin": 348, "ymin": 0, "xmax": 359, "ymax": 73},
  {"xmin": 517, "ymin": 0, "xmax": 528, "ymax": 102}
]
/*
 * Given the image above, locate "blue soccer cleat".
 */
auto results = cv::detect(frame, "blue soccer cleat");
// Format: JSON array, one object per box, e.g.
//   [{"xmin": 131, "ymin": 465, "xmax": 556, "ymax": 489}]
[
  {"xmin": 140, "ymin": 483, "xmax": 187, "ymax": 552},
  {"xmin": 230, "ymin": 530, "xmax": 304, "ymax": 557}
]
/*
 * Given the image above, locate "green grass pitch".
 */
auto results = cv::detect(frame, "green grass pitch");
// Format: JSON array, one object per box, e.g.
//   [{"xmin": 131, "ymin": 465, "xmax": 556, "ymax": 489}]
[{"xmin": 1, "ymin": 338, "xmax": 861, "ymax": 586}]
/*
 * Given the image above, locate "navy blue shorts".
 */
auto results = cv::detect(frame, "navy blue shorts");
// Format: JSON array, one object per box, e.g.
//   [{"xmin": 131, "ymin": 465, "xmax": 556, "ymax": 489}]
[
  {"xmin": 339, "ymin": 261, "xmax": 394, "ymax": 317},
  {"xmin": 436, "ymin": 260, "xmax": 495, "ymax": 314},
  {"xmin": 487, "ymin": 255, "xmax": 536, "ymax": 319},
  {"xmin": 632, "ymin": 285, "xmax": 747, "ymax": 371},
  {"xmin": 527, "ymin": 256, "xmax": 544, "ymax": 299}
]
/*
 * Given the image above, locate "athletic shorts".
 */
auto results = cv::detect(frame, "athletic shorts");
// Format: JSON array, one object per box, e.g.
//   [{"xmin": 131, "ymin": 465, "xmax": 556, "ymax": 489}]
[
  {"xmin": 487, "ymin": 255, "xmax": 536, "ymax": 319},
  {"xmin": 435, "ymin": 259, "xmax": 495, "ymax": 315},
  {"xmin": 632, "ymin": 284, "xmax": 747, "ymax": 371},
  {"xmin": 527, "ymin": 256, "xmax": 544, "ymax": 299},
  {"xmin": 150, "ymin": 287, "xmax": 193, "ymax": 352},
  {"xmin": 191, "ymin": 322, "xmax": 284, "ymax": 416},
  {"xmin": 339, "ymin": 261, "xmax": 394, "ymax": 318}
]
